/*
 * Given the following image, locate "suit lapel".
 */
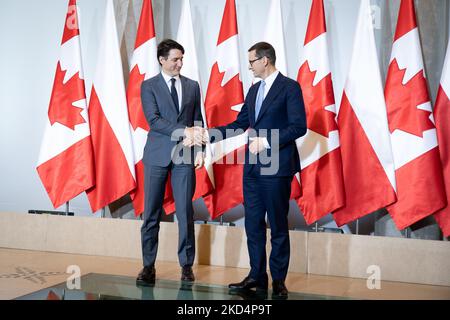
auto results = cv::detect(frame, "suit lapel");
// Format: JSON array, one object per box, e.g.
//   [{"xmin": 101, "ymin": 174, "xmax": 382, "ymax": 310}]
[
  {"xmin": 156, "ymin": 73, "xmax": 180, "ymax": 115},
  {"xmin": 178, "ymin": 75, "xmax": 188, "ymax": 119},
  {"xmin": 255, "ymin": 73, "xmax": 285, "ymax": 125},
  {"xmin": 248, "ymin": 84, "xmax": 258, "ymax": 126}
]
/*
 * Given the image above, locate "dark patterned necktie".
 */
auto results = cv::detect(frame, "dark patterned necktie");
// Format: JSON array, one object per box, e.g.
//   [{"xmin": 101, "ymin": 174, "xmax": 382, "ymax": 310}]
[{"xmin": 170, "ymin": 78, "xmax": 179, "ymax": 113}]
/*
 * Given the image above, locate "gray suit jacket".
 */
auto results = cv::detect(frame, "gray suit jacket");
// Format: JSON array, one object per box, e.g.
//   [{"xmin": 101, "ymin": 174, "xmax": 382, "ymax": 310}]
[{"xmin": 141, "ymin": 73, "xmax": 203, "ymax": 167}]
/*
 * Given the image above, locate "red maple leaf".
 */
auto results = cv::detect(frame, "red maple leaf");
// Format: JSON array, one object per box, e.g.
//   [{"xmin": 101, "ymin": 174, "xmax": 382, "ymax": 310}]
[
  {"xmin": 126, "ymin": 65, "xmax": 149, "ymax": 131},
  {"xmin": 205, "ymin": 62, "xmax": 244, "ymax": 128},
  {"xmin": 48, "ymin": 61, "xmax": 86, "ymax": 130},
  {"xmin": 297, "ymin": 61, "xmax": 337, "ymax": 138},
  {"xmin": 385, "ymin": 59, "xmax": 435, "ymax": 137}
]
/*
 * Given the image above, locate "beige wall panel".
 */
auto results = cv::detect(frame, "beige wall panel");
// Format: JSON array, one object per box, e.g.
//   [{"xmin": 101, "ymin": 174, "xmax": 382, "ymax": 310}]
[{"xmin": 308, "ymin": 233, "xmax": 450, "ymax": 286}]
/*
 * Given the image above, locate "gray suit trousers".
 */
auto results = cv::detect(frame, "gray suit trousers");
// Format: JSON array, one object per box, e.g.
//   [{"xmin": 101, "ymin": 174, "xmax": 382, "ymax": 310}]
[{"xmin": 141, "ymin": 162, "xmax": 196, "ymax": 268}]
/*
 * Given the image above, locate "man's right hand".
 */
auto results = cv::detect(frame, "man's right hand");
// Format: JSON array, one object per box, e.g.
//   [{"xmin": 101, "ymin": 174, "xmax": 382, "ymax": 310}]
[{"xmin": 183, "ymin": 127, "xmax": 207, "ymax": 147}]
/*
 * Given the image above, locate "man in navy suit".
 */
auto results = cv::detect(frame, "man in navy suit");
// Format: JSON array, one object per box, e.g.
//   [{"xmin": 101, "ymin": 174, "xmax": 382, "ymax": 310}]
[
  {"xmin": 137, "ymin": 39, "xmax": 205, "ymax": 285},
  {"xmin": 210, "ymin": 42, "xmax": 307, "ymax": 297}
]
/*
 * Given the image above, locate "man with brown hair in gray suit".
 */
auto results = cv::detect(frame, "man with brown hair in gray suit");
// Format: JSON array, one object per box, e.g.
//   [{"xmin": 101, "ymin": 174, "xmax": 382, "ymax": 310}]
[{"xmin": 137, "ymin": 39, "xmax": 205, "ymax": 285}]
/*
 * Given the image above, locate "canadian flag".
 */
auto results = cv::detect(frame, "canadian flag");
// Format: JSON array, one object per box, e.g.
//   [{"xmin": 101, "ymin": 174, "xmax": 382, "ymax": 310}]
[
  {"xmin": 434, "ymin": 38, "xmax": 450, "ymax": 237},
  {"xmin": 86, "ymin": 0, "xmax": 136, "ymax": 212},
  {"xmin": 126, "ymin": 0, "xmax": 165, "ymax": 216},
  {"xmin": 37, "ymin": 0, "xmax": 94, "ymax": 209},
  {"xmin": 385, "ymin": 0, "xmax": 446, "ymax": 230},
  {"xmin": 332, "ymin": 0, "xmax": 397, "ymax": 226},
  {"xmin": 203, "ymin": 0, "xmax": 246, "ymax": 219},
  {"xmin": 296, "ymin": 0, "xmax": 345, "ymax": 225}
]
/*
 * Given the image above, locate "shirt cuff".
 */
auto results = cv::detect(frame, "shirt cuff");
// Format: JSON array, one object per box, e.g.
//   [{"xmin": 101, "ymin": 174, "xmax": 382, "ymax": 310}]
[{"xmin": 249, "ymin": 137, "xmax": 271, "ymax": 149}]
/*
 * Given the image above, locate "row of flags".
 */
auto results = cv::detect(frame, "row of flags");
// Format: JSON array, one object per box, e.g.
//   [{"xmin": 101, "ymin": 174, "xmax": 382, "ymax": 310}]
[{"xmin": 37, "ymin": 0, "xmax": 450, "ymax": 237}]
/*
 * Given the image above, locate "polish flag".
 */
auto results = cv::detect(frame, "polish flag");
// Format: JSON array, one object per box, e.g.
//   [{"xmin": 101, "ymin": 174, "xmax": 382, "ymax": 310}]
[
  {"xmin": 261, "ymin": 0, "xmax": 301, "ymax": 199},
  {"xmin": 174, "ymin": 0, "xmax": 213, "ymax": 209},
  {"xmin": 385, "ymin": 0, "xmax": 446, "ymax": 230},
  {"xmin": 159, "ymin": 0, "xmax": 215, "ymax": 215},
  {"xmin": 86, "ymin": 0, "xmax": 136, "ymax": 212},
  {"xmin": 296, "ymin": 0, "xmax": 345, "ymax": 225},
  {"xmin": 332, "ymin": 0, "xmax": 397, "ymax": 226},
  {"xmin": 126, "ymin": 0, "xmax": 163, "ymax": 216},
  {"xmin": 434, "ymin": 38, "xmax": 450, "ymax": 237},
  {"xmin": 37, "ymin": 0, "xmax": 94, "ymax": 209},
  {"xmin": 203, "ymin": 0, "xmax": 246, "ymax": 219},
  {"xmin": 263, "ymin": 0, "xmax": 288, "ymax": 76}
]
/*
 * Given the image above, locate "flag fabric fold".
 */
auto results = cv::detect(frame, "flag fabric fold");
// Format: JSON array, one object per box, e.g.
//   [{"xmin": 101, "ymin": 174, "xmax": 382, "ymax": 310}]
[
  {"xmin": 385, "ymin": 0, "xmax": 446, "ymax": 230},
  {"xmin": 296, "ymin": 0, "xmax": 345, "ymax": 225},
  {"xmin": 37, "ymin": 0, "xmax": 94, "ymax": 209},
  {"xmin": 173, "ymin": 0, "xmax": 213, "ymax": 212},
  {"xmin": 86, "ymin": 0, "xmax": 136, "ymax": 212},
  {"xmin": 261, "ymin": 0, "xmax": 301, "ymax": 200},
  {"xmin": 332, "ymin": 0, "xmax": 397, "ymax": 226},
  {"xmin": 126, "ymin": 0, "xmax": 161, "ymax": 216},
  {"xmin": 203, "ymin": 0, "xmax": 246, "ymax": 219},
  {"xmin": 432, "ymin": 38, "xmax": 450, "ymax": 237}
]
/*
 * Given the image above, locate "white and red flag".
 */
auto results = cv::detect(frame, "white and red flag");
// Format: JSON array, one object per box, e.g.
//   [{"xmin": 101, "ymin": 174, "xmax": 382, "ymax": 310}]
[
  {"xmin": 296, "ymin": 0, "xmax": 345, "ymax": 225},
  {"xmin": 332, "ymin": 0, "xmax": 397, "ymax": 226},
  {"xmin": 203, "ymin": 0, "xmax": 246, "ymax": 219},
  {"xmin": 385, "ymin": 0, "xmax": 446, "ymax": 230},
  {"xmin": 263, "ymin": 0, "xmax": 288, "ymax": 76},
  {"xmin": 174, "ymin": 0, "xmax": 213, "ymax": 209},
  {"xmin": 86, "ymin": 0, "xmax": 136, "ymax": 212},
  {"xmin": 261, "ymin": 0, "xmax": 302, "ymax": 200},
  {"xmin": 126, "ymin": 0, "xmax": 161, "ymax": 216},
  {"xmin": 434, "ymin": 38, "xmax": 450, "ymax": 237},
  {"xmin": 37, "ymin": 0, "xmax": 94, "ymax": 209},
  {"xmin": 160, "ymin": 0, "xmax": 215, "ymax": 215}
]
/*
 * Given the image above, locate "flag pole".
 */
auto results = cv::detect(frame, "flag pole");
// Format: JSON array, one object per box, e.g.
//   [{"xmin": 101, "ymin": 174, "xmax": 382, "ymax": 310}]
[
  {"xmin": 314, "ymin": 222, "xmax": 318, "ymax": 232},
  {"xmin": 356, "ymin": 219, "xmax": 359, "ymax": 235},
  {"xmin": 405, "ymin": 227, "xmax": 411, "ymax": 238},
  {"xmin": 101, "ymin": 207, "xmax": 106, "ymax": 218},
  {"xmin": 65, "ymin": 202, "xmax": 69, "ymax": 216}
]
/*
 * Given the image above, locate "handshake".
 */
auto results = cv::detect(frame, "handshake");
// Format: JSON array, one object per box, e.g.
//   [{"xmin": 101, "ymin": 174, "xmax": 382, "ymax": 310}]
[{"xmin": 183, "ymin": 126, "xmax": 209, "ymax": 147}]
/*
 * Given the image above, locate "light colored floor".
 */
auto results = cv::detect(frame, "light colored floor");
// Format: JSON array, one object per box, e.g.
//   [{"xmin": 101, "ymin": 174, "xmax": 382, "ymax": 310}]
[{"xmin": 1, "ymin": 247, "xmax": 449, "ymax": 300}]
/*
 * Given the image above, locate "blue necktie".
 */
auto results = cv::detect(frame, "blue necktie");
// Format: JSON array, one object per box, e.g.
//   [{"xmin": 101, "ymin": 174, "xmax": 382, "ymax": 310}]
[
  {"xmin": 254, "ymin": 80, "xmax": 265, "ymax": 121},
  {"xmin": 170, "ymin": 78, "xmax": 179, "ymax": 113}
]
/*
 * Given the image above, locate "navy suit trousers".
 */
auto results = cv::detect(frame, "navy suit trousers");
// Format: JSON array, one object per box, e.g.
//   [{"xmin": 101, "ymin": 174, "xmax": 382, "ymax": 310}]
[{"xmin": 243, "ymin": 175, "xmax": 292, "ymax": 282}]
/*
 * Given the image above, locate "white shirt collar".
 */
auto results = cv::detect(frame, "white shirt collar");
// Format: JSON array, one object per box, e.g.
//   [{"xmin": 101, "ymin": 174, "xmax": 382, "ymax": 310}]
[
  {"xmin": 161, "ymin": 70, "xmax": 180, "ymax": 84},
  {"xmin": 262, "ymin": 70, "xmax": 279, "ymax": 88}
]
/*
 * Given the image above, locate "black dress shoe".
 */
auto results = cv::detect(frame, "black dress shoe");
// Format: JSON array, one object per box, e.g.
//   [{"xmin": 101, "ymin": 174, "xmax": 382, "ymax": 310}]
[
  {"xmin": 181, "ymin": 266, "xmax": 195, "ymax": 282},
  {"xmin": 136, "ymin": 266, "xmax": 155, "ymax": 286},
  {"xmin": 228, "ymin": 276, "xmax": 268, "ymax": 291},
  {"xmin": 228, "ymin": 288, "xmax": 268, "ymax": 300},
  {"xmin": 272, "ymin": 280, "xmax": 288, "ymax": 298}
]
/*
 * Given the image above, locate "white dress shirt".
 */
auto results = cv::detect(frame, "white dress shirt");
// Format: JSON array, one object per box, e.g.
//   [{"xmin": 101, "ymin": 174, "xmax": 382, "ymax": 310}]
[
  {"xmin": 251, "ymin": 70, "xmax": 280, "ymax": 149},
  {"xmin": 161, "ymin": 71, "xmax": 182, "ymax": 111},
  {"xmin": 260, "ymin": 70, "xmax": 279, "ymax": 100}
]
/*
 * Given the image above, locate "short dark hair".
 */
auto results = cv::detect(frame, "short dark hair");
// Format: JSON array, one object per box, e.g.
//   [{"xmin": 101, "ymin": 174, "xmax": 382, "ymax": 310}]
[
  {"xmin": 157, "ymin": 39, "xmax": 184, "ymax": 64},
  {"xmin": 248, "ymin": 42, "xmax": 276, "ymax": 66}
]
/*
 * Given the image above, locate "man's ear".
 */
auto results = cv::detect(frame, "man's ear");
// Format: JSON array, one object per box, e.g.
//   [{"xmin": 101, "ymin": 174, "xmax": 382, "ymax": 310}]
[{"xmin": 158, "ymin": 56, "xmax": 165, "ymax": 65}]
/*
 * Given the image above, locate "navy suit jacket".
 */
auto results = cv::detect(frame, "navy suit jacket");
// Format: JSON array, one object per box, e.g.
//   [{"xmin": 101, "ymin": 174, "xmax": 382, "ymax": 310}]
[
  {"xmin": 141, "ymin": 73, "xmax": 203, "ymax": 167},
  {"xmin": 213, "ymin": 73, "xmax": 307, "ymax": 177}
]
